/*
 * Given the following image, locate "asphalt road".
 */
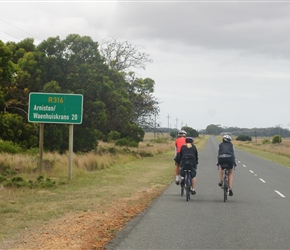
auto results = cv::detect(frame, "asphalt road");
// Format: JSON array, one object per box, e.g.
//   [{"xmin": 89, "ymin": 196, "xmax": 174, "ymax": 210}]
[{"xmin": 107, "ymin": 136, "xmax": 290, "ymax": 249}]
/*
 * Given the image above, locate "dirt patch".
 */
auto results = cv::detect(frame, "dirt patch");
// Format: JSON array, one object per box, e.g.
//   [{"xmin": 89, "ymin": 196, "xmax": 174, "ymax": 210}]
[{"xmin": 1, "ymin": 187, "xmax": 161, "ymax": 250}]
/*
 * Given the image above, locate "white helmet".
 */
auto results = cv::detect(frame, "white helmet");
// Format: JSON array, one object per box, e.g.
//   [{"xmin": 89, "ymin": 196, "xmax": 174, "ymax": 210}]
[
  {"xmin": 178, "ymin": 130, "xmax": 186, "ymax": 137},
  {"xmin": 223, "ymin": 134, "xmax": 232, "ymax": 142}
]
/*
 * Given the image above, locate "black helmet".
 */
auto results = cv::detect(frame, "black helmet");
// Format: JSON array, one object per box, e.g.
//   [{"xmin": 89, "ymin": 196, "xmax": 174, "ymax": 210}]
[
  {"xmin": 222, "ymin": 134, "xmax": 232, "ymax": 142},
  {"xmin": 185, "ymin": 137, "xmax": 194, "ymax": 143}
]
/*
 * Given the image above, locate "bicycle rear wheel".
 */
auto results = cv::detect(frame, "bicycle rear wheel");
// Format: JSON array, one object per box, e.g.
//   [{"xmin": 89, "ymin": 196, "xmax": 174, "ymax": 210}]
[
  {"xmin": 181, "ymin": 180, "xmax": 184, "ymax": 197},
  {"xmin": 223, "ymin": 173, "xmax": 228, "ymax": 202},
  {"xmin": 186, "ymin": 174, "xmax": 191, "ymax": 201}
]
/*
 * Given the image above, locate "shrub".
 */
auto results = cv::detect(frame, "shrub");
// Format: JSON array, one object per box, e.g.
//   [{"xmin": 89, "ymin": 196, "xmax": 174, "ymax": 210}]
[
  {"xmin": 272, "ymin": 135, "xmax": 282, "ymax": 144},
  {"xmin": 0, "ymin": 174, "xmax": 7, "ymax": 183},
  {"xmin": 236, "ymin": 135, "xmax": 252, "ymax": 141},
  {"xmin": 108, "ymin": 131, "xmax": 121, "ymax": 142},
  {"xmin": 150, "ymin": 138, "xmax": 168, "ymax": 143},
  {"xmin": 262, "ymin": 138, "xmax": 270, "ymax": 144},
  {"xmin": 0, "ymin": 141, "xmax": 22, "ymax": 154},
  {"xmin": 115, "ymin": 138, "xmax": 138, "ymax": 147}
]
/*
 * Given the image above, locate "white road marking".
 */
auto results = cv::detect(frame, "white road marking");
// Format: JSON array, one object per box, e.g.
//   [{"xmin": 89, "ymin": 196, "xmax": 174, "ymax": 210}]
[
  {"xmin": 259, "ymin": 178, "xmax": 266, "ymax": 183},
  {"xmin": 243, "ymin": 165, "xmax": 246, "ymax": 168},
  {"xmin": 275, "ymin": 190, "xmax": 286, "ymax": 198},
  {"xmin": 249, "ymin": 170, "xmax": 254, "ymax": 174}
]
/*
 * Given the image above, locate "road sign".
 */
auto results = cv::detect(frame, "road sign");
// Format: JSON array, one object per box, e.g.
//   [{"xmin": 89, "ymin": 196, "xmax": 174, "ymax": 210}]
[{"xmin": 28, "ymin": 92, "xmax": 83, "ymax": 124}]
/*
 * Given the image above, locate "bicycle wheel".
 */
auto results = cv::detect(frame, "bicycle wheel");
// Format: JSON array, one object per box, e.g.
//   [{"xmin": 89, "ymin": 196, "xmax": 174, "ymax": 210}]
[
  {"xmin": 223, "ymin": 173, "xmax": 228, "ymax": 202},
  {"xmin": 186, "ymin": 174, "xmax": 191, "ymax": 201},
  {"xmin": 181, "ymin": 180, "xmax": 184, "ymax": 197}
]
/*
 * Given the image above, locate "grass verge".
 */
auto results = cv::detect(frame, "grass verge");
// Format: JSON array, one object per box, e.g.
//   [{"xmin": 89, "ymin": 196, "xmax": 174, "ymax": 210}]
[{"xmin": 0, "ymin": 136, "xmax": 207, "ymax": 249}]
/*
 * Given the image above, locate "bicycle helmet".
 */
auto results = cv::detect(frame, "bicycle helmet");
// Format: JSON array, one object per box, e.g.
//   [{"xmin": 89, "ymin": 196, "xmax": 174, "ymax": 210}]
[
  {"xmin": 222, "ymin": 134, "xmax": 232, "ymax": 142},
  {"xmin": 178, "ymin": 130, "xmax": 187, "ymax": 137},
  {"xmin": 185, "ymin": 137, "xmax": 194, "ymax": 143}
]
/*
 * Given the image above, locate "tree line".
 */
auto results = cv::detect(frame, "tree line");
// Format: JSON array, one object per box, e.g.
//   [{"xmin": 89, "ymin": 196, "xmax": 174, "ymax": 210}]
[
  {"xmin": 204, "ymin": 124, "xmax": 290, "ymax": 138},
  {"xmin": 0, "ymin": 35, "xmax": 159, "ymax": 152}
]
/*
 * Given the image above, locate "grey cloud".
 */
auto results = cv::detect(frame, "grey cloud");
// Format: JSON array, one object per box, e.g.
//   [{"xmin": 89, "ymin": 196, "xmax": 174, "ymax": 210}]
[{"xmin": 109, "ymin": 3, "xmax": 290, "ymax": 58}]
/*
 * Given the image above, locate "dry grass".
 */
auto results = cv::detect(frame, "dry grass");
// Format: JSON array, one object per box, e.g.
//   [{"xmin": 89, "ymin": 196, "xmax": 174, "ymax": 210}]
[
  {"xmin": 233, "ymin": 137, "xmax": 290, "ymax": 157},
  {"xmin": 0, "ymin": 137, "xmax": 174, "ymax": 180},
  {"xmin": 0, "ymin": 134, "xmax": 208, "ymax": 249},
  {"xmin": 0, "ymin": 139, "xmax": 174, "ymax": 244},
  {"xmin": 232, "ymin": 136, "xmax": 290, "ymax": 167}
]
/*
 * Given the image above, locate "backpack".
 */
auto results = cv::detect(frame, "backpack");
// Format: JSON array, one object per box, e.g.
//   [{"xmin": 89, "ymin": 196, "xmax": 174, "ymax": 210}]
[{"xmin": 181, "ymin": 154, "xmax": 196, "ymax": 170}]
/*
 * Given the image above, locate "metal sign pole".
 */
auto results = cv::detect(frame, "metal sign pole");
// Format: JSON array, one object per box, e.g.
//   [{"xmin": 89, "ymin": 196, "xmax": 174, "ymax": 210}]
[{"xmin": 68, "ymin": 124, "xmax": 74, "ymax": 180}]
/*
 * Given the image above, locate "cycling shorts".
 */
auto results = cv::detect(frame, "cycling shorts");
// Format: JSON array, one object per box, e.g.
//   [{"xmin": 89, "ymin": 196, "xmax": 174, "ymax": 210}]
[{"xmin": 218, "ymin": 156, "xmax": 234, "ymax": 170}]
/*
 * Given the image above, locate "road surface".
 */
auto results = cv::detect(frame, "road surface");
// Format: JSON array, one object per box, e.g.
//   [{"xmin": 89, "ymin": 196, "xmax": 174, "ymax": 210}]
[{"xmin": 107, "ymin": 136, "xmax": 290, "ymax": 249}]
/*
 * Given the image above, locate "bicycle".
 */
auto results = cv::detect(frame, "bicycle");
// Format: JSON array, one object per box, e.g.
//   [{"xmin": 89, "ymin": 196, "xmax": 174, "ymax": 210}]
[
  {"xmin": 180, "ymin": 164, "xmax": 193, "ymax": 201},
  {"xmin": 217, "ymin": 163, "xmax": 236, "ymax": 202}
]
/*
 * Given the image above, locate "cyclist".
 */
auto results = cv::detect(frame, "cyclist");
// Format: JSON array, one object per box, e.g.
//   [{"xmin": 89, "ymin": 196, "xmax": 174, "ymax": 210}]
[
  {"xmin": 174, "ymin": 130, "xmax": 186, "ymax": 185},
  {"xmin": 179, "ymin": 137, "xmax": 198, "ymax": 195},
  {"xmin": 217, "ymin": 134, "xmax": 236, "ymax": 196}
]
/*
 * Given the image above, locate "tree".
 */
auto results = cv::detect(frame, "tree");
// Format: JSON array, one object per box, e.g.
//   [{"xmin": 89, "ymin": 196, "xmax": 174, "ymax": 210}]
[
  {"xmin": 100, "ymin": 37, "xmax": 152, "ymax": 73},
  {"xmin": 206, "ymin": 124, "xmax": 223, "ymax": 135},
  {"xmin": 0, "ymin": 40, "xmax": 14, "ymax": 88},
  {"xmin": 0, "ymin": 113, "xmax": 37, "ymax": 148},
  {"xmin": 236, "ymin": 135, "xmax": 252, "ymax": 141},
  {"xmin": 272, "ymin": 135, "xmax": 282, "ymax": 144},
  {"xmin": 1, "ymin": 35, "xmax": 158, "ymax": 152},
  {"xmin": 126, "ymin": 73, "xmax": 159, "ymax": 128},
  {"xmin": 182, "ymin": 126, "xmax": 199, "ymax": 138},
  {"xmin": 100, "ymin": 38, "xmax": 158, "ymax": 129}
]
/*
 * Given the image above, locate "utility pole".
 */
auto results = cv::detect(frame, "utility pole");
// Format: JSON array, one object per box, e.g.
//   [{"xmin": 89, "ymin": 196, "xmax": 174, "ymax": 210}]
[
  {"xmin": 176, "ymin": 117, "xmax": 178, "ymax": 130},
  {"xmin": 167, "ymin": 114, "xmax": 170, "ymax": 138},
  {"xmin": 154, "ymin": 113, "xmax": 156, "ymax": 139}
]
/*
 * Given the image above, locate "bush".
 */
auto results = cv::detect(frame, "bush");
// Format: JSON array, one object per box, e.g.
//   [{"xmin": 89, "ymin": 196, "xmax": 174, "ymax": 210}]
[
  {"xmin": 272, "ymin": 135, "xmax": 282, "ymax": 144},
  {"xmin": 108, "ymin": 131, "xmax": 121, "ymax": 142},
  {"xmin": 150, "ymin": 138, "xmax": 168, "ymax": 143},
  {"xmin": 236, "ymin": 135, "xmax": 252, "ymax": 141},
  {"xmin": 115, "ymin": 138, "xmax": 138, "ymax": 147},
  {"xmin": 0, "ymin": 140, "xmax": 22, "ymax": 154},
  {"xmin": 262, "ymin": 138, "xmax": 270, "ymax": 144}
]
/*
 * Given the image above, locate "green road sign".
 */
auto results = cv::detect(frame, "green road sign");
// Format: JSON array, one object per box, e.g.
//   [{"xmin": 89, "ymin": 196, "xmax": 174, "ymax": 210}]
[{"xmin": 28, "ymin": 93, "xmax": 83, "ymax": 124}]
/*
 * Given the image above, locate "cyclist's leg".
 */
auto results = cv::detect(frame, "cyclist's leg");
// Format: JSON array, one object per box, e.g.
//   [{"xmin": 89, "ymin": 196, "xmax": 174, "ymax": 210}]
[
  {"xmin": 191, "ymin": 168, "xmax": 196, "ymax": 194},
  {"xmin": 228, "ymin": 168, "xmax": 233, "ymax": 196},
  {"xmin": 192, "ymin": 177, "xmax": 196, "ymax": 189},
  {"xmin": 175, "ymin": 162, "xmax": 180, "ymax": 184}
]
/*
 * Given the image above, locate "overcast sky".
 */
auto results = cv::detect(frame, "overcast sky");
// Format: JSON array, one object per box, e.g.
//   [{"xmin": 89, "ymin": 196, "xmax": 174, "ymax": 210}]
[{"xmin": 1, "ymin": 1, "xmax": 290, "ymax": 130}]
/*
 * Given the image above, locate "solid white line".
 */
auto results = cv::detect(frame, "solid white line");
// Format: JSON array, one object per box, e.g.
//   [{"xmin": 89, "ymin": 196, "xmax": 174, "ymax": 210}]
[
  {"xmin": 249, "ymin": 170, "xmax": 254, "ymax": 174},
  {"xmin": 243, "ymin": 165, "xmax": 246, "ymax": 168},
  {"xmin": 275, "ymin": 190, "xmax": 286, "ymax": 198},
  {"xmin": 259, "ymin": 178, "xmax": 266, "ymax": 183}
]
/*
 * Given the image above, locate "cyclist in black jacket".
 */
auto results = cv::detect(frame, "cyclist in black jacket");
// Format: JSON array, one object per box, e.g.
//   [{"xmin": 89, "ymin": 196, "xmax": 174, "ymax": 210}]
[
  {"xmin": 217, "ymin": 134, "xmax": 236, "ymax": 196},
  {"xmin": 179, "ymin": 137, "xmax": 198, "ymax": 195}
]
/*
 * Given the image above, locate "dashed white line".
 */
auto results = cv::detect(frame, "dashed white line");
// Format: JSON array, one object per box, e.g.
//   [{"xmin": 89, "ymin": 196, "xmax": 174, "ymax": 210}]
[
  {"xmin": 275, "ymin": 190, "xmax": 286, "ymax": 198},
  {"xmin": 239, "ymin": 163, "xmax": 286, "ymax": 198}
]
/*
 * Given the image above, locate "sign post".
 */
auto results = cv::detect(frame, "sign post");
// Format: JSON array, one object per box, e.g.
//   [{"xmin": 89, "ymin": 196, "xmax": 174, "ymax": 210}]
[{"xmin": 28, "ymin": 93, "xmax": 83, "ymax": 179}]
